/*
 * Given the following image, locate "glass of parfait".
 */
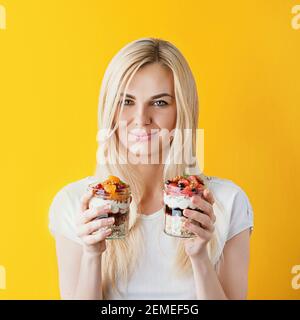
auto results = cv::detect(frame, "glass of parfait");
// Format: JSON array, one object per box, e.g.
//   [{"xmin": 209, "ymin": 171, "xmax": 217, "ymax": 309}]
[
  {"xmin": 163, "ymin": 174, "xmax": 205, "ymax": 238},
  {"xmin": 87, "ymin": 175, "xmax": 131, "ymax": 239}
]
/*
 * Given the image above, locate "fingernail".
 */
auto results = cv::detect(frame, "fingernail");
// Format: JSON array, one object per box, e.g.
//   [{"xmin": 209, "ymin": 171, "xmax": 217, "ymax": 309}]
[
  {"xmin": 108, "ymin": 217, "xmax": 114, "ymax": 222},
  {"xmin": 183, "ymin": 209, "xmax": 190, "ymax": 216}
]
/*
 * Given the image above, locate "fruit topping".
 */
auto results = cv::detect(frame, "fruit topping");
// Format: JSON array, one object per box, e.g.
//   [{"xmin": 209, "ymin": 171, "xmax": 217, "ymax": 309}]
[
  {"xmin": 94, "ymin": 183, "xmax": 103, "ymax": 189},
  {"xmin": 89, "ymin": 175, "xmax": 129, "ymax": 197},
  {"xmin": 104, "ymin": 184, "xmax": 117, "ymax": 195},
  {"xmin": 165, "ymin": 174, "xmax": 204, "ymax": 195},
  {"xmin": 178, "ymin": 178, "xmax": 189, "ymax": 187},
  {"xmin": 107, "ymin": 175, "xmax": 120, "ymax": 184}
]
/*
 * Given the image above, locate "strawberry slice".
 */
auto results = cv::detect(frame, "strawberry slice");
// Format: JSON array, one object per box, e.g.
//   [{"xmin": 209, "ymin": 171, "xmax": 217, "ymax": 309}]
[
  {"xmin": 178, "ymin": 178, "xmax": 189, "ymax": 187},
  {"xmin": 181, "ymin": 185, "xmax": 194, "ymax": 196},
  {"xmin": 165, "ymin": 183, "xmax": 182, "ymax": 196},
  {"xmin": 189, "ymin": 175, "xmax": 205, "ymax": 188},
  {"xmin": 168, "ymin": 182, "xmax": 178, "ymax": 187}
]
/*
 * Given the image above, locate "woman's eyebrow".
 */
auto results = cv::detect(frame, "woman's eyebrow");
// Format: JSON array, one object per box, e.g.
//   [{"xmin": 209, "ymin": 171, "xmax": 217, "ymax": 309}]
[{"xmin": 119, "ymin": 93, "xmax": 174, "ymax": 99}]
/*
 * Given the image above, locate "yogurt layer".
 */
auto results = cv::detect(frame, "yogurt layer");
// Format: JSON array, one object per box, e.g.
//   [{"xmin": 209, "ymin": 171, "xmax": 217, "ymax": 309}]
[
  {"xmin": 89, "ymin": 197, "xmax": 130, "ymax": 214},
  {"xmin": 163, "ymin": 192, "xmax": 198, "ymax": 210}
]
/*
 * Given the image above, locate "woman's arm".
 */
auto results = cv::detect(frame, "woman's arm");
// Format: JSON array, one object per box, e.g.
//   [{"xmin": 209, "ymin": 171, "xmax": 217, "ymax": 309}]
[
  {"xmin": 183, "ymin": 187, "xmax": 252, "ymax": 300},
  {"xmin": 190, "ymin": 229, "xmax": 251, "ymax": 300},
  {"xmin": 54, "ymin": 234, "xmax": 104, "ymax": 300},
  {"xmin": 53, "ymin": 192, "xmax": 115, "ymax": 299},
  {"xmin": 216, "ymin": 228, "xmax": 251, "ymax": 299},
  {"xmin": 56, "ymin": 236, "xmax": 102, "ymax": 300}
]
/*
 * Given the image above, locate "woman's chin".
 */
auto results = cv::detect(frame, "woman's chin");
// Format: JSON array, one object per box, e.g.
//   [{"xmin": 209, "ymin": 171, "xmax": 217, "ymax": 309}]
[
  {"xmin": 118, "ymin": 139, "xmax": 168, "ymax": 163},
  {"xmin": 126, "ymin": 144, "xmax": 161, "ymax": 163}
]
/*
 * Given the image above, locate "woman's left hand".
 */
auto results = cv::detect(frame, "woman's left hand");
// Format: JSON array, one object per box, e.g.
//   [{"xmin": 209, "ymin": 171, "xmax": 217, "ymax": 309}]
[{"xmin": 182, "ymin": 188, "xmax": 216, "ymax": 259}]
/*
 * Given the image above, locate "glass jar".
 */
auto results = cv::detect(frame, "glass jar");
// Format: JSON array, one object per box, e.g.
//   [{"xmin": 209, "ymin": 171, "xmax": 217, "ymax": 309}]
[
  {"xmin": 163, "ymin": 175, "xmax": 205, "ymax": 238},
  {"xmin": 87, "ymin": 182, "xmax": 131, "ymax": 239}
]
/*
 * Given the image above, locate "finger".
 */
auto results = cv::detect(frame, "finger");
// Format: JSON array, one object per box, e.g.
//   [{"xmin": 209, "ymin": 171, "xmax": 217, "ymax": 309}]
[
  {"xmin": 83, "ymin": 228, "xmax": 112, "ymax": 245},
  {"xmin": 183, "ymin": 209, "xmax": 215, "ymax": 232},
  {"xmin": 79, "ymin": 204, "xmax": 111, "ymax": 225},
  {"xmin": 77, "ymin": 216, "xmax": 115, "ymax": 237},
  {"xmin": 203, "ymin": 188, "xmax": 215, "ymax": 205},
  {"xmin": 184, "ymin": 220, "xmax": 211, "ymax": 240},
  {"xmin": 78, "ymin": 217, "xmax": 114, "ymax": 237},
  {"xmin": 191, "ymin": 195, "xmax": 214, "ymax": 220},
  {"xmin": 80, "ymin": 189, "xmax": 94, "ymax": 213}
]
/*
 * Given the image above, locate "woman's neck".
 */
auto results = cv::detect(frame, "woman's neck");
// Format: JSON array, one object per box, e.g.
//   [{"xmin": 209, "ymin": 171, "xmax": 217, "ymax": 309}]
[
  {"xmin": 135, "ymin": 164, "xmax": 164, "ymax": 215},
  {"xmin": 135, "ymin": 164, "xmax": 163, "ymax": 192}
]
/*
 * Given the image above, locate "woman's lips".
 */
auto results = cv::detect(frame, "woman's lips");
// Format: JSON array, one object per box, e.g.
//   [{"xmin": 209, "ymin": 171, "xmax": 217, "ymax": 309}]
[{"xmin": 129, "ymin": 130, "xmax": 159, "ymax": 142}]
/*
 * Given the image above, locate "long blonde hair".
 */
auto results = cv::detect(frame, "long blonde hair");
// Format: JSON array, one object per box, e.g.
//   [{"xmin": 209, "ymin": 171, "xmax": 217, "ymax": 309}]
[{"xmin": 93, "ymin": 37, "xmax": 225, "ymax": 299}]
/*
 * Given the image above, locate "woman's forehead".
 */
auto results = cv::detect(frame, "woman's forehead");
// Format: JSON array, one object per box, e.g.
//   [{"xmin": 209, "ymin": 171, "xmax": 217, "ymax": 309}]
[{"xmin": 123, "ymin": 64, "xmax": 174, "ymax": 98}]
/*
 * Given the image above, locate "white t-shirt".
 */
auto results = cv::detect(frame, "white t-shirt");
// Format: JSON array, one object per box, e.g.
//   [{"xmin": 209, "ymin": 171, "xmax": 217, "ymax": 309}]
[{"xmin": 48, "ymin": 175, "xmax": 254, "ymax": 300}]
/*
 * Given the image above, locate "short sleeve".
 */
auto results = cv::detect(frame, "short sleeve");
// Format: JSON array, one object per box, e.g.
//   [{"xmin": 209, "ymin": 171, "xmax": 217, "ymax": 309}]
[
  {"xmin": 48, "ymin": 186, "xmax": 83, "ymax": 245},
  {"xmin": 226, "ymin": 187, "xmax": 254, "ymax": 241}
]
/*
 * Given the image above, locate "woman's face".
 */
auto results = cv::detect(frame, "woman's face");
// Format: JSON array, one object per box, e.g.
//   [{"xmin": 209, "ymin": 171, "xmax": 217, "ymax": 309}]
[{"xmin": 116, "ymin": 62, "xmax": 177, "ymax": 162}]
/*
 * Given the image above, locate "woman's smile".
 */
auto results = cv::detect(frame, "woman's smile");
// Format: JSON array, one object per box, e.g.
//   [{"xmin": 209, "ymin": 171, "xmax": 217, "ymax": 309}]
[{"xmin": 129, "ymin": 129, "xmax": 159, "ymax": 142}]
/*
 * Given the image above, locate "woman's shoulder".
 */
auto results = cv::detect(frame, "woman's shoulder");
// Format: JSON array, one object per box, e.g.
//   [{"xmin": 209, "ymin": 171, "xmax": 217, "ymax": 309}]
[
  {"xmin": 48, "ymin": 176, "xmax": 96, "ymax": 243},
  {"xmin": 205, "ymin": 175, "xmax": 243, "ymax": 194},
  {"xmin": 204, "ymin": 175, "xmax": 252, "ymax": 208},
  {"xmin": 54, "ymin": 176, "xmax": 97, "ymax": 198},
  {"xmin": 203, "ymin": 175, "xmax": 254, "ymax": 259},
  {"xmin": 50, "ymin": 175, "xmax": 98, "ymax": 211},
  {"xmin": 205, "ymin": 174, "xmax": 253, "ymax": 219}
]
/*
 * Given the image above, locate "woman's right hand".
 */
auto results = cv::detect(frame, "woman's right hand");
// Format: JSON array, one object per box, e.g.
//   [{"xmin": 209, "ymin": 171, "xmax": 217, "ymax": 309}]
[{"xmin": 76, "ymin": 190, "xmax": 115, "ymax": 255}]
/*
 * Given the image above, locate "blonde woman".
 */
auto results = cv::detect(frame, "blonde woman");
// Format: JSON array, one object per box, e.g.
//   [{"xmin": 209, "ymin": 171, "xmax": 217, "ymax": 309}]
[{"xmin": 49, "ymin": 38, "xmax": 254, "ymax": 300}]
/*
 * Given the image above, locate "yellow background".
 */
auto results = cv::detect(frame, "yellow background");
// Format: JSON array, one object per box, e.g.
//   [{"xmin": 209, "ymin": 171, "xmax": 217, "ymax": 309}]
[{"xmin": 0, "ymin": 0, "xmax": 299, "ymax": 299}]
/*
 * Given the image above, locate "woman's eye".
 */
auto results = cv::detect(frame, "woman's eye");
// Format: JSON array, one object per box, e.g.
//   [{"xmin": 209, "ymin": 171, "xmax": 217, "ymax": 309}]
[
  {"xmin": 119, "ymin": 99, "xmax": 133, "ymax": 106},
  {"xmin": 153, "ymin": 100, "xmax": 168, "ymax": 107},
  {"xmin": 118, "ymin": 99, "xmax": 168, "ymax": 107},
  {"xmin": 124, "ymin": 99, "xmax": 133, "ymax": 105}
]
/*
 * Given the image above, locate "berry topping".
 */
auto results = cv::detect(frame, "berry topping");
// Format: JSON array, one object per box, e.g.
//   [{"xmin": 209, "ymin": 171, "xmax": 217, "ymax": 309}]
[
  {"xmin": 89, "ymin": 175, "xmax": 129, "ymax": 197},
  {"xmin": 178, "ymin": 178, "xmax": 189, "ymax": 187},
  {"xmin": 164, "ymin": 174, "xmax": 204, "ymax": 196}
]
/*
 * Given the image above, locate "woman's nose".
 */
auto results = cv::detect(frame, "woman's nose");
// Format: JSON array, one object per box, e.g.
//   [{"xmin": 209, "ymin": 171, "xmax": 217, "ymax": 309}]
[{"xmin": 134, "ymin": 106, "xmax": 152, "ymax": 126}]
